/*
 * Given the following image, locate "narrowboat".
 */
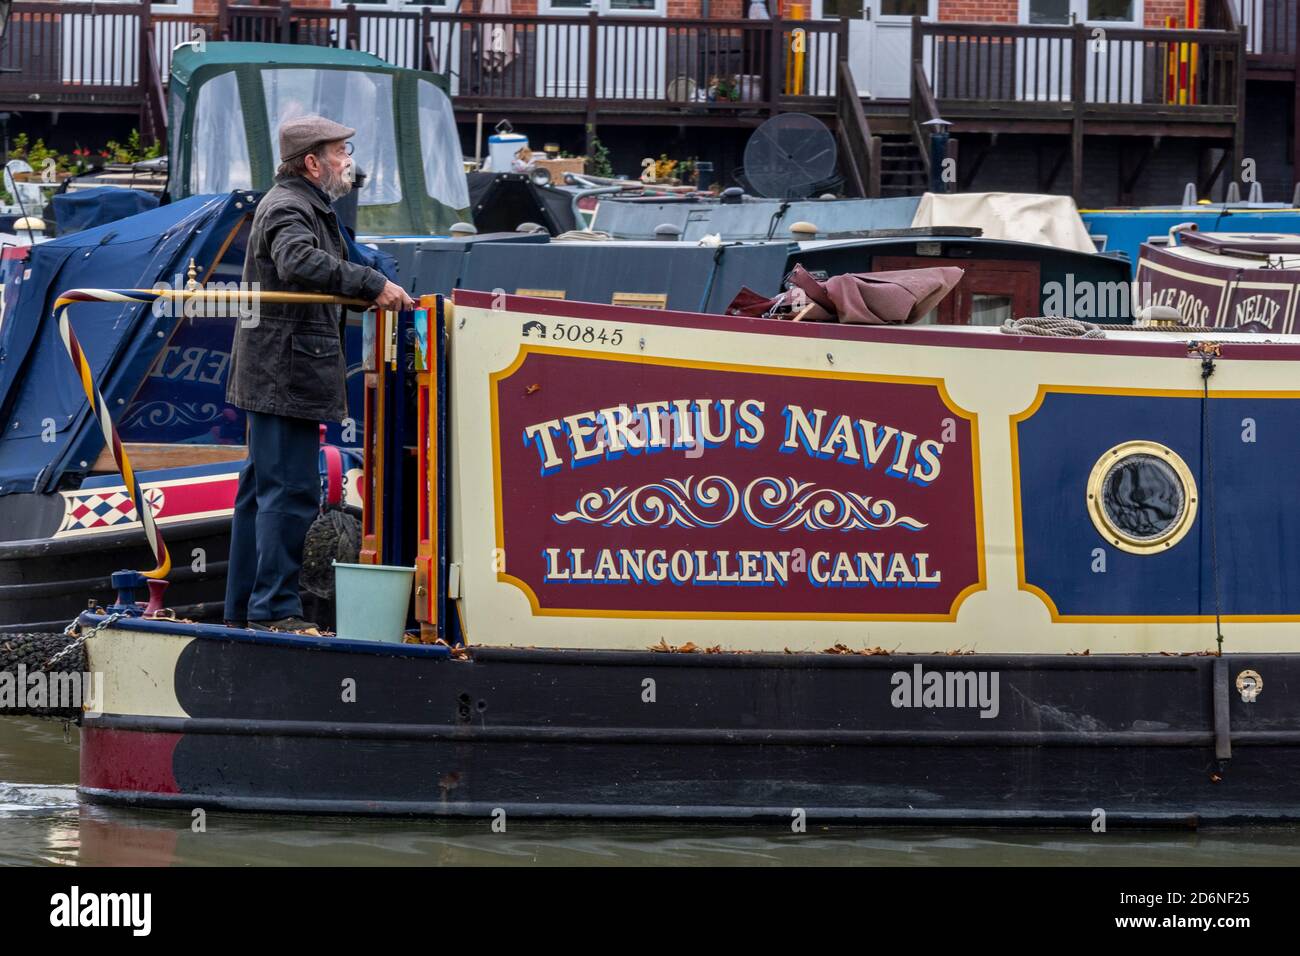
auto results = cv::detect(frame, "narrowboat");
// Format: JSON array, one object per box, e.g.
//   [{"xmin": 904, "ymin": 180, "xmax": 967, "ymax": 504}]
[
  {"xmin": 1, "ymin": 180, "xmax": 1134, "ymax": 630},
  {"xmin": 1136, "ymin": 230, "xmax": 1300, "ymax": 334},
  {"xmin": 67, "ymin": 288, "xmax": 1300, "ymax": 823},
  {"xmin": 1082, "ymin": 197, "xmax": 1300, "ymax": 277}
]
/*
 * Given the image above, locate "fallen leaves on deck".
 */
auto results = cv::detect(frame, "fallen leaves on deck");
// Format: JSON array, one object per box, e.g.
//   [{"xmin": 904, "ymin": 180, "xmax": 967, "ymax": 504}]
[{"xmin": 823, "ymin": 643, "xmax": 891, "ymax": 656}]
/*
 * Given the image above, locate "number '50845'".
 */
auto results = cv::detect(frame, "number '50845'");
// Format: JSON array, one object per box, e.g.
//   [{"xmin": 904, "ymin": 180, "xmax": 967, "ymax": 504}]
[{"xmin": 552, "ymin": 323, "xmax": 623, "ymax": 346}]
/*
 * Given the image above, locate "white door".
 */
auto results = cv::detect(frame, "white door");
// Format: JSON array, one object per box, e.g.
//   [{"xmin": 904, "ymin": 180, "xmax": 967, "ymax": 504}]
[
  {"xmin": 819, "ymin": 0, "xmax": 932, "ymax": 100},
  {"xmin": 869, "ymin": 0, "xmax": 931, "ymax": 99},
  {"xmin": 1016, "ymin": 0, "xmax": 1143, "ymax": 103}
]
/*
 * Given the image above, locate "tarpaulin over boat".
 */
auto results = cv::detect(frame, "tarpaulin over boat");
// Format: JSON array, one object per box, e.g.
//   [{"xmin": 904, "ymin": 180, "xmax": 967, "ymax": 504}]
[
  {"xmin": 912, "ymin": 192, "xmax": 1096, "ymax": 254},
  {"xmin": 52, "ymin": 187, "xmax": 161, "ymax": 236},
  {"xmin": 467, "ymin": 172, "xmax": 578, "ymax": 236},
  {"xmin": 0, "ymin": 189, "xmax": 400, "ymax": 497},
  {"xmin": 0, "ymin": 193, "xmax": 255, "ymax": 496}
]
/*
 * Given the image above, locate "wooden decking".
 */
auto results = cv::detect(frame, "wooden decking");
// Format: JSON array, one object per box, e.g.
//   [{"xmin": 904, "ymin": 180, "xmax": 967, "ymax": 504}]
[
  {"xmin": 907, "ymin": 17, "xmax": 1247, "ymax": 197},
  {"xmin": 0, "ymin": 0, "xmax": 1280, "ymax": 199}
]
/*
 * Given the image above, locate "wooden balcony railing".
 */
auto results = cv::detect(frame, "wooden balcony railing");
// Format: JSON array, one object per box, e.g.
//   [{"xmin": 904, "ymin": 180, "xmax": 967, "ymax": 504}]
[
  {"xmin": 912, "ymin": 18, "xmax": 1246, "ymax": 121},
  {"xmin": 836, "ymin": 60, "xmax": 879, "ymax": 197},
  {"xmin": 0, "ymin": 2, "xmax": 849, "ymax": 133},
  {"xmin": 1231, "ymin": 0, "xmax": 1298, "ymax": 64},
  {"xmin": 0, "ymin": 0, "xmax": 1268, "ymax": 155},
  {"xmin": 909, "ymin": 58, "xmax": 941, "ymax": 183}
]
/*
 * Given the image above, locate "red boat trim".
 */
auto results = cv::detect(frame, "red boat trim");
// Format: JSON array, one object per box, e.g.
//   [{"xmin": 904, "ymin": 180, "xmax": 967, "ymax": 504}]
[
  {"xmin": 80, "ymin": 725, "xmax": 181, "ymax": 794},
  {"xmin": 452, "ymin": 289, "xmax": 1300, "ymax": 360}
]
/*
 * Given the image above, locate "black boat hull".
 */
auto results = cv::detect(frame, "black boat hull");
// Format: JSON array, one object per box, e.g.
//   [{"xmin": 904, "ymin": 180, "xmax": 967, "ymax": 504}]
[
  {"xmin": 78, "ymin": 618, "xmax": 1299, "ymax": 824},
  {"xmin": 0, "ymin": 517, "xmax": 231, "ymax": 632}
]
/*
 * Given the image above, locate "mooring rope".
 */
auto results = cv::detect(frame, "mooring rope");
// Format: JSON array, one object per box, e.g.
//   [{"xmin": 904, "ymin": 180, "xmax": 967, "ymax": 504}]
[
  {"xmin": 1200, "ymin": 353, "xmax": 1225, "ymax": 656},
  {"xmin": 54, "ymin": 288, "xmax": 369, "ymax": 581},
  {"xmin": 1000, "ymin": 316, "xmax": 1106, "ymax": 338}
]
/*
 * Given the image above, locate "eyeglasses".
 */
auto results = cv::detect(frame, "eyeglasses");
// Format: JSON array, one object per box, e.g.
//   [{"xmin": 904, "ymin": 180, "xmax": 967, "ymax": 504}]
[{"xmin": 343, "ymin": 141, "xmax": 354, "ymax": 156}]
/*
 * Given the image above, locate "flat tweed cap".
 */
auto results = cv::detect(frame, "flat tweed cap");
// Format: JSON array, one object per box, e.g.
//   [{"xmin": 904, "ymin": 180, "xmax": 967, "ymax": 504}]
[{"xmin": 279, "ymin": 115, "xmax": 356, "ymax": 163}]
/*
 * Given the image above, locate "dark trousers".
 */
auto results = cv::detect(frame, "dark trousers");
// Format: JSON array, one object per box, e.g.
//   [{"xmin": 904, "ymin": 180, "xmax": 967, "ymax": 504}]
[{"xmin": 224, "ymin": 410, "xmax": 320, "ymax": 622}]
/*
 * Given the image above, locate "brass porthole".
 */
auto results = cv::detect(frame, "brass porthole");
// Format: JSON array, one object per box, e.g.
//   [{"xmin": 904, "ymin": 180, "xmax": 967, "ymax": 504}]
[{"xmin": 1085, "ymin": 441, "xmax": 1198, "ymax": 555}]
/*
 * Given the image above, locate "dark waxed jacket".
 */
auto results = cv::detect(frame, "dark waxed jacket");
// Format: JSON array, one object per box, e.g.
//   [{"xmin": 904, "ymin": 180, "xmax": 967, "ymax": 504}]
[{"xmin": 227, "ymin": 174, "xmax": 388, "ymax": 423}]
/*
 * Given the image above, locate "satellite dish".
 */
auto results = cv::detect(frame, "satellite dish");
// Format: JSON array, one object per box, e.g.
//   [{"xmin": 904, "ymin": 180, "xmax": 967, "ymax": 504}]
[{"xmin": 741, "ymin": 113, "xmax": 838, "ymax": 200}]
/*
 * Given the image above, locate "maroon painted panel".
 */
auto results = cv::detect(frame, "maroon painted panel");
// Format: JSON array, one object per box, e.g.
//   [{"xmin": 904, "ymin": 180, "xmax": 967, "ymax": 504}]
[
  {"xmin": 1139, "ymin": 244, "xmax": 1299, "ymax": 333},
  {"xmin": 492, "ymin": 347, "xmax": 984, "ymax": 619},
  {"xmin": 80, "ymin": 726, "xmax": 181, "ymax": 794}
]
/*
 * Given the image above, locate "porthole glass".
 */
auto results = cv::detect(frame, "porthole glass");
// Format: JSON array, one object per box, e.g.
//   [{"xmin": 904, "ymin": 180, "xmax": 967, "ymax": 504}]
[{"xmin": 1086, "ymin": 442, "xmax": 1197, "ymax": 554}]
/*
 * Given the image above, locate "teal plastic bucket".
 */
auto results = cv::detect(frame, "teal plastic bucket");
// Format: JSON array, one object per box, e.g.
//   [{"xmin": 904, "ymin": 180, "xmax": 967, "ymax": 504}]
[{"xmin": 333, "ymin": 562, "xmax": 415, "ymax": 643}]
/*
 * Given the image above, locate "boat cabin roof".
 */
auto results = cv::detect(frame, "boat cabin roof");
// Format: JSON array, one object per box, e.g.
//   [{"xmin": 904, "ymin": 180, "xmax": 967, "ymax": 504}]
[{"xmin": 1181, "ymin": 232, "xmax": 1300, "ymax": 255}]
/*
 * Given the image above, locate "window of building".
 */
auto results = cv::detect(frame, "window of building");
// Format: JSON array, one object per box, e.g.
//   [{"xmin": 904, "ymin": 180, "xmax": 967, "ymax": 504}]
[
  {"xmin": 1022, "ymin": 0, "xmax": 1140, "ymax": 24},
  {"xmin": 333, "ymin": 1, "xmax": 454, "ymax": 8},
  {"xmin": 540, "ymin": 0, "xmax": 665, "ymax": 15}
]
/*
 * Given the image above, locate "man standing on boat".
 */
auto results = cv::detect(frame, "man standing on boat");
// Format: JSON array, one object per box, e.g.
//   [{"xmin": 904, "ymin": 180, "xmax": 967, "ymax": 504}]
[{"xmin": 224, "ymin": 115, "xmax": 414, "ymax": 634}]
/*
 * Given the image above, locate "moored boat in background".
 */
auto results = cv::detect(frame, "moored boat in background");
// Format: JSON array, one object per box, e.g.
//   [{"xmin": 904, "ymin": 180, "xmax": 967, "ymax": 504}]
[{"xmin": 1137, "ymin": 230, "xmax": 1300, "ymax": 333}]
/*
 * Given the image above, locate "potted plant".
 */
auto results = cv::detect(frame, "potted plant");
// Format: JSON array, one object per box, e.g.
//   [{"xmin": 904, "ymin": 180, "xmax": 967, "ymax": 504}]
[
  {"xmin": 70, "ymin": 147, "xmax": 94, "ymax": 175},
  {"xmin": 8, "ymin": 134, "xmax": 72, "ymax": 183},
  {"xmin": 709, "ymin": 75, "xmax": 740, "ymax": 103}
]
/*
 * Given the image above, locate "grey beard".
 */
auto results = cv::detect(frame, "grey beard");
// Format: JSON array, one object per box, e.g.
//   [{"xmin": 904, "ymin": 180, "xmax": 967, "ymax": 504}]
[{"xmin": 319, "ymin": 167, "xmax": 352, "ymax": 202}]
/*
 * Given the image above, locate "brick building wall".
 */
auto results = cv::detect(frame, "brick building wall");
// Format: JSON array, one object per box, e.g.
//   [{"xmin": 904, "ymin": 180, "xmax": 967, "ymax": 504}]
[
  {"xmin": 1145, "ymin": 0, "xmax": 1195, "ymax": 27},
  {"xmin": 940, "ymin": 1, "xmax": 1017, "ymax": 23}
]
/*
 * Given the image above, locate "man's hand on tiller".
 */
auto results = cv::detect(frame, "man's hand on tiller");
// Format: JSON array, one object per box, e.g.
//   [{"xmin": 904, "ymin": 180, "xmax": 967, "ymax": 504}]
[{"xmin": 374, "ymin": 280, "xmax": 416, "ymax": 312}]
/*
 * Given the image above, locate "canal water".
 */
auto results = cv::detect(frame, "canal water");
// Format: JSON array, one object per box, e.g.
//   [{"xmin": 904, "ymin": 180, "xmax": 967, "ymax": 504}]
[{"xmin": 4, "ymin": 716, "xmax": 1300, "ymax": 866}]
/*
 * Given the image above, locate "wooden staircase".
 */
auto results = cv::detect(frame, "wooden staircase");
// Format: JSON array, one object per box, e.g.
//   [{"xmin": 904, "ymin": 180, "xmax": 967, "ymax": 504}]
[{"xmin": 877, "ymin": 134, "xmax": 929, "ymax": 197}]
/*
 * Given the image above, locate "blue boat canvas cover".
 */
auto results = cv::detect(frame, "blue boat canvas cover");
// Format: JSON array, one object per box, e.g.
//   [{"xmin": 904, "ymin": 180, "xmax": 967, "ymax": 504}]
[
  {"xmin": 0, "ymin": 192, "xmax": 254, "ymax": 496},
  {"xmin": 52, "ymin": 187, "xmax": 161, "ymax": 236}
]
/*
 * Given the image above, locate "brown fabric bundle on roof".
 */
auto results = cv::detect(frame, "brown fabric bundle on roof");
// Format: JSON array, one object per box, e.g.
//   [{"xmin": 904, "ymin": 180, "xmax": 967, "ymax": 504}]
[{"xmin": 728, "ymin": 264, "xmax": 964, "ymax": 325}]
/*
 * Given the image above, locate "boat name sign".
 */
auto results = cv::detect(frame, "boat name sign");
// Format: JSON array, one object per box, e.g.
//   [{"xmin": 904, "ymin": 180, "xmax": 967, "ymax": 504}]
[{"xmin": 488, "ymin": 342, "xmax": 984, "ymax": 620}]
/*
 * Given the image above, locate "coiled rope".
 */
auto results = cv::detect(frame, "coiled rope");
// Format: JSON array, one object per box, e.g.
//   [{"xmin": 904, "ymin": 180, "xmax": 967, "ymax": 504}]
[{"xmin": 1000, "ymin": 316, "xmax": 1106, "ymax": 338}]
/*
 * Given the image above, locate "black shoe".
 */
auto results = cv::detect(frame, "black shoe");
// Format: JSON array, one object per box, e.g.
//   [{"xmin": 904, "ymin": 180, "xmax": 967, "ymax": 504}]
[
  {"xmin": 223, "ymin": 619, "xmax": 248, "ymax": 629},
  {"xmin": 248, "ymin": 616, "xmax": 320, "ymax": 634}
]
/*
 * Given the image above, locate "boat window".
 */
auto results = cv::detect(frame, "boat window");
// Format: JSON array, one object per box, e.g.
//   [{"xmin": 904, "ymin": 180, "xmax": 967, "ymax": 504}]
[
  {"xmin": 263, "ymin": 68, "xmax": 401, "ymax": 207},
  {"xmin": 418, "ymin": 79, "xmax": 471, "ymax": 212},
  {"xmin": 190, "ymin": 70, "xmax": 252, "ymax": 194},
  {"xmin": 970, "ymin": 294, "xmax": 1012, "ymax": 326}
]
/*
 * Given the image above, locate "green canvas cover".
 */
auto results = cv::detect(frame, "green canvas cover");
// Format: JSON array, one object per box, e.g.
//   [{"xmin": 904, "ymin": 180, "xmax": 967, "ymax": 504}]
[{"xmin": 168, "ymin": 42, "xmax": 469, "ymax": 235}]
